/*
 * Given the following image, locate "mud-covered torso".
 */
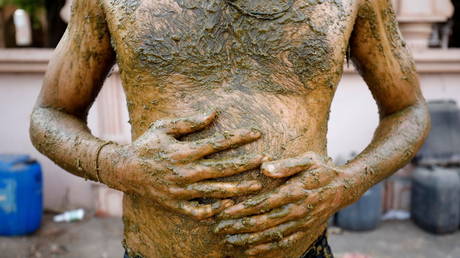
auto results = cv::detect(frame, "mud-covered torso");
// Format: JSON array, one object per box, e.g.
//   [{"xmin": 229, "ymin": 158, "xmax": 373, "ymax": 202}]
[
  {"xmin": 101, "ymin": 0, "xmax": 358, "ymax": 145},
  {"xmin": 100, "ymin": 0, "xmax": 359, "ymax": 257},
  {"xmin": 109, "ymin": 0, "xmax": 346, "ymax": 79}
]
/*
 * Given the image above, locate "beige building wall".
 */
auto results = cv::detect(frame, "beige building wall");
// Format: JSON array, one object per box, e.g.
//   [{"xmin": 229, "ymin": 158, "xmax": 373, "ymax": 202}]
[{"xmin": 0, "ymin": 72, "xmax": 95, "ymax": 211}]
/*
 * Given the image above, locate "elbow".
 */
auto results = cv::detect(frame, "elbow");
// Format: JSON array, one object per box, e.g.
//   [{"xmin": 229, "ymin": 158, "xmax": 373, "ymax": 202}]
[
  {"xmin": 415, "ymin": 100, "xmax": 431, "ymax": 143},
  {"xmin": 29, "ymin": 107, "xmax": 42, "ymax": 151},
  {"xmin": 29, "ymin": 107, "xmax": 49, "ymax": 153},
  {"xmin": 407, "ymin": 100, "xmax": 431, "ymax": 152},
  {"xmin": 379, "ymin": 99, "xmax": 431, "ymax": 147}
]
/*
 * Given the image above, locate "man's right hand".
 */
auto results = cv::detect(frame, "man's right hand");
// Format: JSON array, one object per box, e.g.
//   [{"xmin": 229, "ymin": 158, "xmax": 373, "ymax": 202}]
[{"xmin": 103, "ymin": 111, "xmax": 266, "ymax": 220}]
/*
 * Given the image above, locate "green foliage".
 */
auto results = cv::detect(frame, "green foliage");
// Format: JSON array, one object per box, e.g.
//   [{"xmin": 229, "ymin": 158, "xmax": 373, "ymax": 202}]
[
  {"xmin": 0, "ymin": 0, "xmax": 45, "ymax": 15},
  {"xmin": 1, "ymin": 0, "xmax": 45, "ymax": 29}
]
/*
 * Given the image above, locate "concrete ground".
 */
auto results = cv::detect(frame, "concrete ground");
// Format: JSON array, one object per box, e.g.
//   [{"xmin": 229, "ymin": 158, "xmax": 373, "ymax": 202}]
[
  {"xmin": 329, "ymin": 223, "xmax": 460, "ymax": 258},
  {"xmin": 0, "ymin": 214, "xmax": 124, "ymax": 258},
  {"xmin": 0, "ymin": 214, "xmax": 459, "ymax": 258}
]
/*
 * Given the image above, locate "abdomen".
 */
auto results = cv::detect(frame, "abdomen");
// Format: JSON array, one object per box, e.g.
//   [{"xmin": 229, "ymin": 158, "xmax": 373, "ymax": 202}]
[{"xmin": 122, "ymin": 90, "xmax": 331, "ymax": 257}]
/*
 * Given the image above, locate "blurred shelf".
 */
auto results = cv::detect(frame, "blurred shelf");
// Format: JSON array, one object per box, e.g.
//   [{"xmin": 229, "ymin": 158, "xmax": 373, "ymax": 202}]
[
  {"xmin": 0, "ymin": 48, "xmax": 459, "ymax": 74},
  {"xmin": 410, "ymin": 49, "xmax": 460, "ymax": 73},
  {"xmin": 344, "ymin": 48, "xmax": 460, "ymax": 74},
  {"xmin": 0, "ymin": 48, "xmax": 53, "ymax": 73}
]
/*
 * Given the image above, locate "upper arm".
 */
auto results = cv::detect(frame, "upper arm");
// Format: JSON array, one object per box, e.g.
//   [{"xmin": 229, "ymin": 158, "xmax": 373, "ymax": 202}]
[
  {"xmin": 37, "ymin": 0, "xmax": 115, "ymax": 119},
  {"xmin": 350, "ymin": 0, "xmax": 423, "ymax": 118}
]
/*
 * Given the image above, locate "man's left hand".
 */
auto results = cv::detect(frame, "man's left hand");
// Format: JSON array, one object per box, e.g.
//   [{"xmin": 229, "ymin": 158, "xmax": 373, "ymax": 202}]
[{"xmin": 213, "ymin": 152, "xmax": 358, "ymax": 256}]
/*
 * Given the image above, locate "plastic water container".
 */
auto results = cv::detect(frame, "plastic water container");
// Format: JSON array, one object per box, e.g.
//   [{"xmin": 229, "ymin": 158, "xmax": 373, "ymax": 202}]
[
  {"xmin": 336, "ymin": 183, "xmax": 383, "ymax": 231},
  {"xmin": 414, "ymin": 100, "xmax": 460, "ymax": 166},
  {"xmin": 458, "ymin": 170, "xmax": 460, "ymax": 228},
  {"xmin": 411, "ymin": 166, "xmax": 460, "ymax": 234},
  {"xmin": 0, "ymin": 154, "xmax": 43, "ymax": 236}
]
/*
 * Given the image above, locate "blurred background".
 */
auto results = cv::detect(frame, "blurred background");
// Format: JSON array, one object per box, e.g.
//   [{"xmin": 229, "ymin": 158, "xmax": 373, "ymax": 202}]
[{"xmin": 0, "ymin": 0, "xmax": 460, "ymax": 257}]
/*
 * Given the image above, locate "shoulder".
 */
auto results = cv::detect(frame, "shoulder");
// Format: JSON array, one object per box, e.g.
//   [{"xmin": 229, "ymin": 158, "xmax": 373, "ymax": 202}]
[
  {"xmin": 67, "ymin": 0, "xmax": 110, "ymax": 40},
  {"xmin": 69, "ymin": 0, "xmax": 107, "ymax": 22},
  {"xmin": 357, "ymin": 0, "xmax": 394, "ymax": 14},
  {"xmin": 354, "ymin": 0, "xmax": 398, "ymax": 27}
]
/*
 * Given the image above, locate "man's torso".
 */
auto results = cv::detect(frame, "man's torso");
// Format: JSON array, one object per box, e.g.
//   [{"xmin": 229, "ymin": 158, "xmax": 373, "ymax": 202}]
[{"xmin": 100, "ymin": 0, "xmax": 360, "ymax": 257}]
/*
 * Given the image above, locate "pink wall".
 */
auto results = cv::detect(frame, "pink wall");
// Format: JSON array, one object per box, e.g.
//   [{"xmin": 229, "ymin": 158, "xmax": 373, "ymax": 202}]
[{"xmin": 0, "ymin": 73, "xmax": 95, "ymax": 211}]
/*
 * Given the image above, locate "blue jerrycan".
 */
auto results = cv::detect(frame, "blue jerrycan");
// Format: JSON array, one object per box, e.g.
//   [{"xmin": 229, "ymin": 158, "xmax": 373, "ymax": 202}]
[
  {"xmin": 336, "ymin": 183, "xmax": 383, "ymax": 231},
  {"xmin": 0, "ymin": 154, "xmax": 43, "ymax": 236},
  {"xmin": 411, "ymin": 166, "xmax": 460, "ymax": 234}
]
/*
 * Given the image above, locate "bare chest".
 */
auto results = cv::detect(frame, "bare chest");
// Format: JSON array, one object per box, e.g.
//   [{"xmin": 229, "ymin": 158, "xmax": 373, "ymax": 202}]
[{"xmin": 103, "ymin": 0, "xmax": 356, "ymax": 82}]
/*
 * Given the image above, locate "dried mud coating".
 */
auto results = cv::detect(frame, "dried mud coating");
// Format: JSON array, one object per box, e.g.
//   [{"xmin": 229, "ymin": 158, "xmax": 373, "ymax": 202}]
[{"xmin": 29, "ymin": 0, "xmax": 430, "ymax": 257}]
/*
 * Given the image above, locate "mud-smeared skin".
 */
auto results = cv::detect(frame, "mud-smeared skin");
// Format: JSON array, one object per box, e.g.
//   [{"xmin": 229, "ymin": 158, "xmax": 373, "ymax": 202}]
[{"xmin": 29, "ymin": 0, "xmax": 430, "ymax": 257}]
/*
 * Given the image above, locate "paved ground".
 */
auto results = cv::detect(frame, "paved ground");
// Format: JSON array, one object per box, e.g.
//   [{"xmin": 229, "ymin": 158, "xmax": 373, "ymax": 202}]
[
  {"xmin": 0, "ymin": 214, "xmax": 124, "ymax": 258},
  {"xmin": 0, "ymin": 214, "xmax": 459, "ymax": 258},
  {"xmin": 329, "ymin": 222, "xmax": 460, "ymax": 258}
]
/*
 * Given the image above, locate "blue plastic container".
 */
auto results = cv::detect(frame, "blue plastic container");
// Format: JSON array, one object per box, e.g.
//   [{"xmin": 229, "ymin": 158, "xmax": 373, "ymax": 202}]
[
  {"xmin": 414, "ymin": 100, "xmax": 460, "ymax": 166},
  {"xmin": 336, "ymin": 183, "xmax": 383, "ymax": 231},
  {"xmin": 411, "ymin": 166, "xmax": 460, "ymax": 234},
  {"xmin": 0, "ymin": 154, "xmax": 43, "ymax": 236}
]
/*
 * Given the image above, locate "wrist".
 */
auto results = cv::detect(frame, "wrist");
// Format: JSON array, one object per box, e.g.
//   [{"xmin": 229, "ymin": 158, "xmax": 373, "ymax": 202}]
[
  {"xmin": 97, "ymin": 141, "xmax": 126, "ymax": 191},
  {"xmin": 335, "ymin": 165, "xmax": 367, "ymax": 207}
]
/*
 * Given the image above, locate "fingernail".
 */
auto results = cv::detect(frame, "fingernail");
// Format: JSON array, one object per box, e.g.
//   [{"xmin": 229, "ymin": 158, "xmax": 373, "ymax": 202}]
[
  {"xmin": 213, "ymin": 220, "xmax": 233, "ymax": 233},
  {"xmin": 249, "ymin": 182, "xmax": 262, "ymax": 191},
  {"xmin": 224, "ymin": 235, "xmax": 236, "ymax": 244},
  {"xmin": 262, "ymin": 163, "xmax": 276, "ymax": 174},
  {"xmin": 225, "ymin": 234, "xmax": 244, "ymax": 245},
  {"xmin": 203, "ymin": 110, "xmax": 217, "ymax": 119},
  {"xmin": 213, "ymin": 223, "xmax": 224, "ymax": 233},
  {"xmin": 261, "ymin": 155, "xmax": 272, "ymax": 162},
  {"xmin": 249, "ymin": 128, "xmax": 262, "ymax": 137},
  {"xmin": 222, "ymin": 199, "xmax": 234, "ymax": 209},
  {"xmin": 217, "ymin": 209, "xmax": 232, "ymax": 219}
]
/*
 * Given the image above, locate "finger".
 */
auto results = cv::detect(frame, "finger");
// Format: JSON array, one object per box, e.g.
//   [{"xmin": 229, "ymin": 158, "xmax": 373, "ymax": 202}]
[
  {"xmin": 299, "ymin": 168, "xmax": 336, "ymax": 190},
  {"xmin": 215, "ymin": 203, "xmax": 308, "ymax": 234},
  {"xmin": 169, "ymin": 128, "xmax": 262, "ymax": 161},
  {"xmin": 168, "ymin": 154, "xmax": 267, "ymax": 183},
  {"xmin": 168, "ymin": 180, "xmax": 262, "ymax": 199},
  {"xmin": 150, "ymin": 111, "xmax": 217, "ymax": 137},
  {"xmin": 224, "ymin": 200, "xmax": 332, "ymax": 246},
  {"xmin": 245, "ymin": 231, "xmax": 307, "ymax": 256},
  {"xmin": 225, "ymin": 217, "xmax": 311, "ymax": 246},
  {"xmin": 261, "ymin": 152, "xmax": 321, "ymax": 178},
  {"xmin": 219, "ymin": 182, "xmax": 305, "ymax": 219},
  {"xmin": 161, "ymin": 198, "xmax": 234, "ymax": 220}
]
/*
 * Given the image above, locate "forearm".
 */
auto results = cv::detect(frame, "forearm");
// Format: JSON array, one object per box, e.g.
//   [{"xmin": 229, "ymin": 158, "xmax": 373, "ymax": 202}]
[
  {"xmin": 30, "ymin": 106, "xmax": 119, "ymax": 185},
  {"xmin": 340, "ymin": 102, "xmax": 430, "ymax": 202}
]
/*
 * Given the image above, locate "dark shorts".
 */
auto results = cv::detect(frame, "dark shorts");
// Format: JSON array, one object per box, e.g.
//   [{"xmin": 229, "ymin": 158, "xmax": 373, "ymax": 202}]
[
  {"xmin": 124, "ymin": 231, "xmax": 333, "ymax": 258},
  {"xmin": 300, "ymin": 232, "xmax": 334, "ymax": 258}
]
